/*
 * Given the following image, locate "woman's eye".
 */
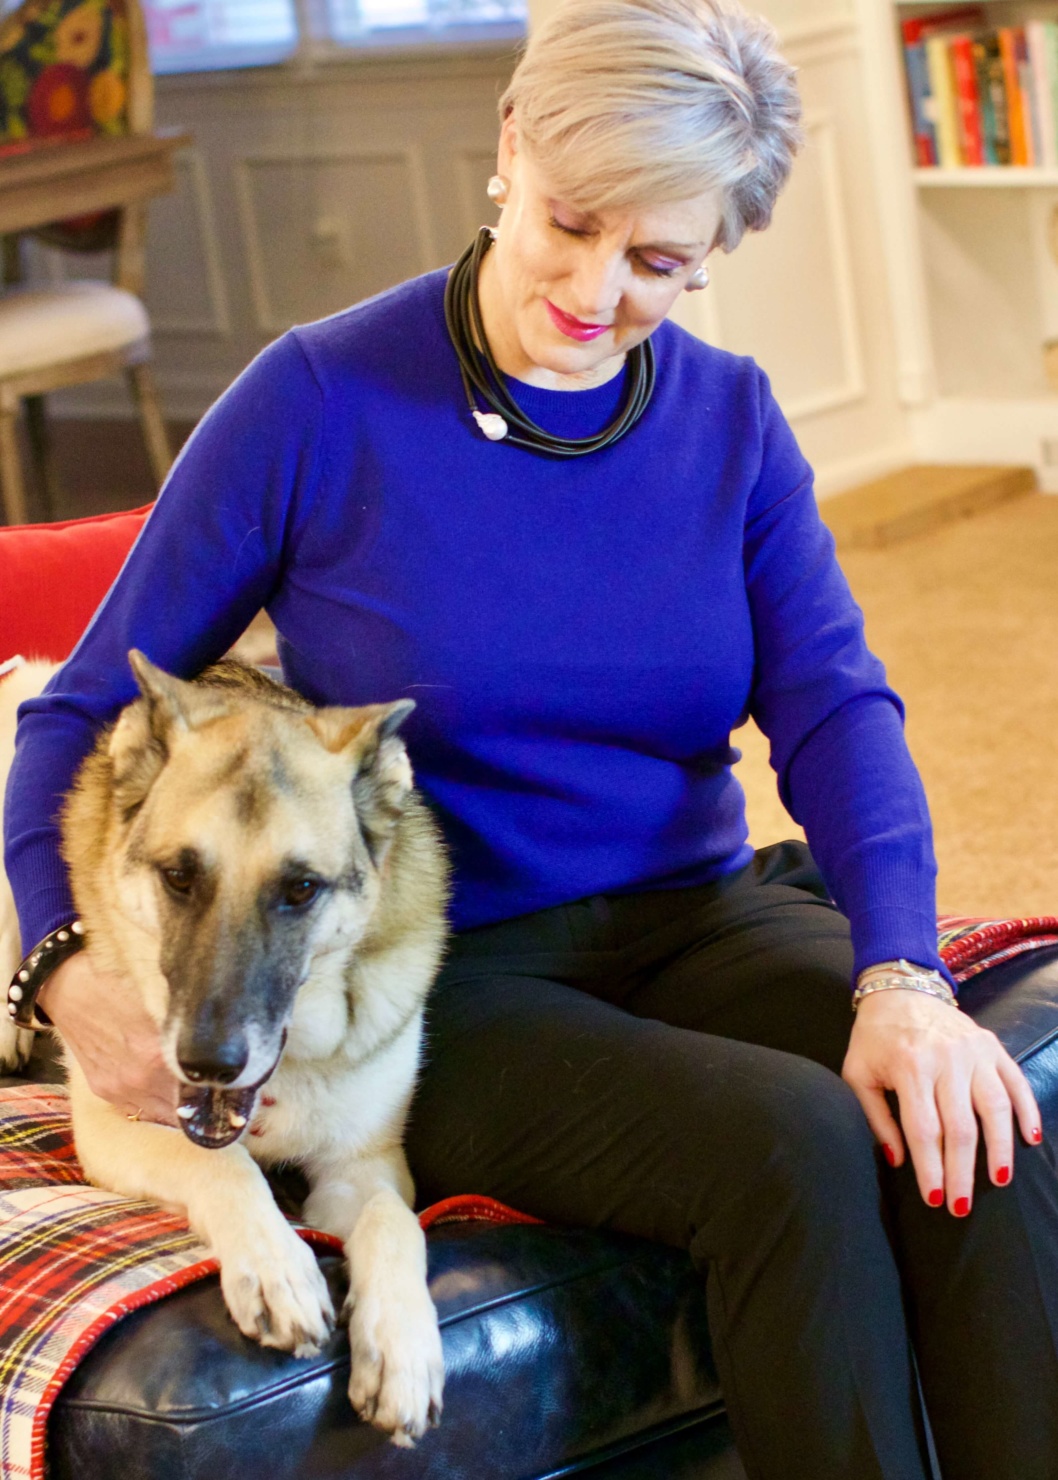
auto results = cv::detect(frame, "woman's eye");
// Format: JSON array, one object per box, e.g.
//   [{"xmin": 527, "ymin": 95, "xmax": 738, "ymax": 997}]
[
  {"xmin": 640, "ymin": 256, "xmax": 681, "ymax": 278},
  {"xmin": 549, "ymin": 213, "xmax": 588, "ymax": 238},
  {"xmin": 162, "ymin": 867, "xmax": 194, "ymax": 895},
  {"xmin": 280, "ymin": 878, "xmax": 322, "ymax": 910}
]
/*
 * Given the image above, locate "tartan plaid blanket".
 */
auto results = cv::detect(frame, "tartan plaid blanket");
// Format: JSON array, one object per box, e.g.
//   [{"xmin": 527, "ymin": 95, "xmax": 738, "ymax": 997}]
[
  {"xmin": 937, "ymin": 914, "xmax": 1058, "ymax": 982},
  {"xmin": 0, "ymin": 1085, "xmax": 538, "ymax": 1480},
  {"xmin": 0, "ymin": 915, "xmax": 1054, "ymax": 1479}
]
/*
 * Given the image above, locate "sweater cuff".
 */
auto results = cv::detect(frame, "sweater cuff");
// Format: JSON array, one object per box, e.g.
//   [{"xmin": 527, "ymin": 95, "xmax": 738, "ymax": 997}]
[
  {"xmin": 849, "ymin": 905, "xmax": 955, "ymax": 990},
  {"xmin": 8, "ymin": 842, "xmax": 76, "ymax": 960},
  {"xmin": 840, "ymin": 851, "xmax": 955, "ymax": 990}
]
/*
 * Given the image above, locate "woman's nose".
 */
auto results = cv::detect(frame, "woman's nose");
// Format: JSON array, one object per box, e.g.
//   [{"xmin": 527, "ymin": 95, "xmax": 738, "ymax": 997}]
[{"xmin": 570, "ymin": 250, "xmax": 624, "ymax": 318}]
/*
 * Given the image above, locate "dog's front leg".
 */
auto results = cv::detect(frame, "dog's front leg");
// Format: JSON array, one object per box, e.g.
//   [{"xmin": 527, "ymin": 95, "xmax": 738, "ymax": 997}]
[
  {"xmin": 304, "ymin": 1150, "xmax": 443, "ymax": 1446},
  {"xmin": 69, "ymin": 1072, "xmax": 334, "ymax": 1356}
]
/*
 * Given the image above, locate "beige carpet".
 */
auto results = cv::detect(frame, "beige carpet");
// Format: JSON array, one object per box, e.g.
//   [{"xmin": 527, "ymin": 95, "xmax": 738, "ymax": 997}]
[{"xmin": 735, "ymin": 492, "xmax": 1058, "ymax": 917}]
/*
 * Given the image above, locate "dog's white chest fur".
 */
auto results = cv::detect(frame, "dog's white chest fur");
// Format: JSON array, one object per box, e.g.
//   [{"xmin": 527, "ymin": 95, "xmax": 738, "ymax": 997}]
[{"xmin": 249, "ymin": 1009, "xmax": 423, "ymax": 1165}]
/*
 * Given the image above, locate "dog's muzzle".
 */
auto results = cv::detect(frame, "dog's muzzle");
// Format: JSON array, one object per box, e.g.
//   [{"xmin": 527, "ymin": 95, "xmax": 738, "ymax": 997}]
[
  {"xmin": 176, "ymin": 1082, "xmax": 262, "ymax": 1148},
  {"xmin": 175, "ymin": 1036, "xmax": 285, "ymax": 1148}
]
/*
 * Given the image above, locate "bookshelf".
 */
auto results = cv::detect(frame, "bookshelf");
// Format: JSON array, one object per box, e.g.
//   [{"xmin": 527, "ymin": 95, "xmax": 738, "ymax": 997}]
[
  {"xmin": 899, "ymin": 3, "xmax": 1058, "ymax": 170},
  {"xmin": 851, "ymin": 0, "xmax": 1058, "ymax": 487},
  {"xmin": 914, "ymin": 165, "xmax": 1058, "ymax": 181}
]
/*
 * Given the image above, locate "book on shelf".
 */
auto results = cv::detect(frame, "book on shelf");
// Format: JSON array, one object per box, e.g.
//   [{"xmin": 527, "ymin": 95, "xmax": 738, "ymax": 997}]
[
  {"xmin": 973, "ymin": 30, "xmax": 1010, "ymax": 165},
  {"xmin": 899, "ymin": 5, "xmax": 1058, "ymax": 170},
  {"xmin": 1027, "ymin": 18, "xmax": 1058, "ymax": 169},
  {"xmin": 951, "ymin": 34, "xmax": 984, "ymax": 164}
]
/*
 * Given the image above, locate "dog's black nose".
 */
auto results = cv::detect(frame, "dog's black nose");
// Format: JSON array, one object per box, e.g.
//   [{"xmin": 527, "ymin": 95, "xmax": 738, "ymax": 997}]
[{"xmin": 178, "ymin": 1043, "xmax": 248, "ymax": 1085}]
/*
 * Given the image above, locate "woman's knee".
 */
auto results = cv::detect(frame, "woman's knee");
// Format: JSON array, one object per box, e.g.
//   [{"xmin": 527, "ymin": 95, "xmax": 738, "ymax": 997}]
[
  {"xmin": 688, "ymin": 1058, "xmax": 882, "ymax": 1259},
  {"xmin": 737, "ymin": 1053, "xmax": 873, "ymax": 1175}
]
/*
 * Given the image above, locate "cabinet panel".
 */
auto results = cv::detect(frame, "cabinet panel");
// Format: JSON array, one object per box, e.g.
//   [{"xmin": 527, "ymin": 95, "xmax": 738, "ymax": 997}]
[
  {"xmin": 703, "ymin": 111, "xmax": 865, "ymax": 420},
  {"xmin": 145, "ymin": 148, "xmax": 231, "ymax": 336},
  {"xmin": 921, "ymin": 187, "xmax": 1051, "ymax": 399},
  {"xmin": 455, "ymin": 148, "xmax": 502, "ymax": 244},
  {"xmin": 234, "ymin": 149, "xmax": 433, "ymax": 331}
]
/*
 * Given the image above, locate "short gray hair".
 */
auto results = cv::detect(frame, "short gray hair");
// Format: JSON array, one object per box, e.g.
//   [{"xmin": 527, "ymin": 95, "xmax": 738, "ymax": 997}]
[{"xmin": 499, "ymin": 0, "xmax": 803, "ymax": 251}]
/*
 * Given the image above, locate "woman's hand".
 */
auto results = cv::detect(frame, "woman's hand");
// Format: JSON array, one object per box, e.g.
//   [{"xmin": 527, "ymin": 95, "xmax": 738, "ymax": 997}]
[
  {"xmin": 37, "ymin": 953, "xmax": 180, "ymax": 1127},
  {"xmin": 842, "ymin": 989, "xmax": 1042, "ymax": 1214}
]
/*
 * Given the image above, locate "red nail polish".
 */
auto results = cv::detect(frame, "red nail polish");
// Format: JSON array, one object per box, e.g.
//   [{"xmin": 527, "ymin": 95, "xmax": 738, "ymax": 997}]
[
  {"xmin": 996, "ymin": 1165, "xmax": 1011, "ymax": 1185},
  {"xmin": 883, "ymin": 1144, "xmax": 897, "ymax": 1167},
  {"xmin": 954, "ymin": 1196, "xmax": 971, "ymax": 1217},
  {"xmin": 1032, "ymin": 1127, "xmax": 1043, "ymax": 1144},
  {"xmin": 928, "ymin": 1188, "xmax": 944, "ymax": 1207}
]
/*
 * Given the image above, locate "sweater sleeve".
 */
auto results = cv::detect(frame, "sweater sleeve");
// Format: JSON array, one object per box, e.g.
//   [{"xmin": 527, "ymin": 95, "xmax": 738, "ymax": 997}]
[
  {"xmin": 743, "ymin": 370, "xmax": 947, "ymax": 982},
  {"xmin": 3, "ymin": 331, "xmax": 325, "ymax": 955}
]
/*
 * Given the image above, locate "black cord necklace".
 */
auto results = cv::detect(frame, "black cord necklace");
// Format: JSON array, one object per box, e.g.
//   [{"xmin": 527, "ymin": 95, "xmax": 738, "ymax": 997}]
[{"xmin": 443, "ymin": 225, "xmax": 656, "ymax": 458}]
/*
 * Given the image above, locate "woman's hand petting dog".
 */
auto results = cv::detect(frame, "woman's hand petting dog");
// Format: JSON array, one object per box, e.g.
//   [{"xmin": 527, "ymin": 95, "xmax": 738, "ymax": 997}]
[
  {"xmin": 39, "ymin": 954, "xmax": 181, "ymax": 1126},
  {"xmin": 843, "ymin": 988, "xmax": 1042, "ymax": 1216}
]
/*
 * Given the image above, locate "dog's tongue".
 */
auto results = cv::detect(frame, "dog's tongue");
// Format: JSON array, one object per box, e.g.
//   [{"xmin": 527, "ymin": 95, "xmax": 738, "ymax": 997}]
[{"xmin": 177, "ymin": 1085, "xmax": 258, "ymax": 1149}]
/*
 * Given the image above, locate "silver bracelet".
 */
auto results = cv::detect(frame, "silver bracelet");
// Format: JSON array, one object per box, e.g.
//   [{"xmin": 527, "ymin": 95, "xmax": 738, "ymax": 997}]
[{"xmin": 852, "ymin": 958, "xmax": 957, "ymax": 1013}]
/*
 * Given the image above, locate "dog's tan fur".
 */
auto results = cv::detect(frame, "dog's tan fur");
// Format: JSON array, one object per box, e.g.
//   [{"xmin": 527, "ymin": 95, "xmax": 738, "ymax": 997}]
[{"xmin": 0, "ymin": 655, "xmax": 450, "ymax": 1444}]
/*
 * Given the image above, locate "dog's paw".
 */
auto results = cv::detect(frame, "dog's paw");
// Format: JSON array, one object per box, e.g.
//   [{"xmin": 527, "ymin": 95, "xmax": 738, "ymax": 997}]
[
  {"xmin": 346, "ymin": 1279, "xmax": 444, "ymax": 1446},
  {"xmin": 0, "ymin": 1015, "xmax": 34, "ymax": 1074},
  {"xmin": 218, "ymin": 1222, "xmax": 335, "ymax": 1358}
]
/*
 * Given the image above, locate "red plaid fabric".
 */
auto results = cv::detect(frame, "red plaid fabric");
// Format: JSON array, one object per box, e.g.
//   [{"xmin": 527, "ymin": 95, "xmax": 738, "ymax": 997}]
[
  {"xmin": 0, "ymin": 1085, "xmax": 536, "ymax": 1480},
  {"xmin": 938, "ymin": 914, "xmax": 1058, "ymax": 982},
  {"xmin": 0, "ymin": 1085, "xmax": 229, "ymax": 1480}
]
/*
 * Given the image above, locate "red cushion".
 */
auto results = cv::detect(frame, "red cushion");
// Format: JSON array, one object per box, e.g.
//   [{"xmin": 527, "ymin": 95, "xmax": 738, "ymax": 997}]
[{"xmin": 0, "ymin": 506, "xmax": 151, "ymax": 663}]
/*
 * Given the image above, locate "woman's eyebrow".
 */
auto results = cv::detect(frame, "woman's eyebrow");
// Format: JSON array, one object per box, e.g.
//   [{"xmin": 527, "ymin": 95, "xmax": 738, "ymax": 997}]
[
  {"xmin": 549, "ymin": 201, "xmax": 705, "ymax": 252},
  {"xmin": 637, "ymin": 239, "xmax": 705, "ymax": 252}
]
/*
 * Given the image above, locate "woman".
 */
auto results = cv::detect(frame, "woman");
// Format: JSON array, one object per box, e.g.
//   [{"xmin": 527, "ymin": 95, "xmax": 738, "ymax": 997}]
[{"xmin": 5, "ymin": 0, "xmax": 1058, "ymax": 1475}]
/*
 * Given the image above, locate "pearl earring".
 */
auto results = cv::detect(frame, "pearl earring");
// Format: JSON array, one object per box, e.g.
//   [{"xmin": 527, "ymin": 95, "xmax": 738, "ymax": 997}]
[
  {"xmin": 686, "ymin": 265, "xmax": 709, "ymax": 291},
  {"xmin": 486, "ymin": 175, "xmax": 510, "ymax": 206}
]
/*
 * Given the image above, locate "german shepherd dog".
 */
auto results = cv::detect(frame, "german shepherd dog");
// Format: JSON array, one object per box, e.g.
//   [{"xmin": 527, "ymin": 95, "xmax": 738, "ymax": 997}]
[{"xmin": 0, "ymin": 653, "xmax": 450, "ymax": 1445}]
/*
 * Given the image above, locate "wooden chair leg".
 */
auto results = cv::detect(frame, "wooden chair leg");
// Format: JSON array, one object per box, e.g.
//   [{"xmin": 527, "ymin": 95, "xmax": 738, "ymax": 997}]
[
  {"xmin": 24, "ymin": 394, "xmax": 60, "ymax": 520},
  {"xmin": 0, "ymin": 404, "xmax": 28, "ymax": 527},
  {"xmin": 126, "ymin": 363, "xmax": 173, "ymax": 490}
]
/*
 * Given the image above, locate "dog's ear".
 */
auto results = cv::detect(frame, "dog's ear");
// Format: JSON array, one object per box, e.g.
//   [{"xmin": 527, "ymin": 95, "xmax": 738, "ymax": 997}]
[
  {"xmin": 306, "ymin": 700, "xmax": 416, "ymax": 863},
  {"xmin": 127, "ymin": 650, "xmax": 197, "ymax": 734},
  {"xmin": 105, "ymin": 652, "xmax": 189, "ymax": 816},
  {"xmin": 128, "ymin": 650, "xmax": 235, "ymax": 736},
  {"xmin": 305, "ymin": 699, "xmax": 414, "ymax": 755},
  {"xmin": 108, "ymin": 652, "xmax": 234, "ymax": 818}
]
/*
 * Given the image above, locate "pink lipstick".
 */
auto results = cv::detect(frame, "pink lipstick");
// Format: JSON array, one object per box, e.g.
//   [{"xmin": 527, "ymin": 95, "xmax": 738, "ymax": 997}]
[{"xmin": 545, "ymin": 300, "xmax": 610, "ymax": 342}]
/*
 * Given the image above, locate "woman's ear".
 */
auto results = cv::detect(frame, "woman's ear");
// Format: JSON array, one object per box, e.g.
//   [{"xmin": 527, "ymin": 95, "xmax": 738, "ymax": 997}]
[{"xmin": 497, "ymin": 111, "xmax": 519, "ymax": 176}]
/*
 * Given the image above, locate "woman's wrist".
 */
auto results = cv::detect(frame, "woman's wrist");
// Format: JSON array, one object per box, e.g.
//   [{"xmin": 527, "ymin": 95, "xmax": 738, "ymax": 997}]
[
  {"xmin": 7, "ymin": 920, "xmax": 85, "ymax": 1029},
  {"xmin": 852, "ymin": 958, "xmax": 956, "ymax": 1014}
]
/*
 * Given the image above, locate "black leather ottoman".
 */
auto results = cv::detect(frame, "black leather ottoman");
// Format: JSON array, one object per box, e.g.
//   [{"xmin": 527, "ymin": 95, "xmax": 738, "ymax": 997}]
[
  {"xmin": 15, "ymin": 949, "xmax": 1058, "ymax": 1480},
  {"xmin": 48, "ymin": 1226, "xmax": 731, "ymax": 1480}
]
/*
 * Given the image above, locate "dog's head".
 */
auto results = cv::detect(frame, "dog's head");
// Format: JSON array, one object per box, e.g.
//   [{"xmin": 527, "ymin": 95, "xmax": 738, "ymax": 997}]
[{"xmin": 102, "ymin": 651, "xmax": 417, "ymax": 1146}]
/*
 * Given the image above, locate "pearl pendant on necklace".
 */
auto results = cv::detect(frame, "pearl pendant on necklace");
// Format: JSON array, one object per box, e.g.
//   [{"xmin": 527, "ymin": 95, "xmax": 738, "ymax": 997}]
[{"xmin": 473, "ymin": 410, "xmax": 509, "ymax": 441}]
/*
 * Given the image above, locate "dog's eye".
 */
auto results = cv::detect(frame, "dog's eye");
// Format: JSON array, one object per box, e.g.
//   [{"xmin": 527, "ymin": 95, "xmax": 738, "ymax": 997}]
[
  {"xmin": 162, "ymin": 866, "xmax": 195, "ymax": 896},
  {"xmin": 280, "ymin": 877, "xmax": 322, "ymax": 911}
]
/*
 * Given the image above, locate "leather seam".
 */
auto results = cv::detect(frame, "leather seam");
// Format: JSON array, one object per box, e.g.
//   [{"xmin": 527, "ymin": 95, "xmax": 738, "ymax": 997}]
[
  {"xmin": 1014, "ymin": 1022, "xmax": 1058, "ymax": 1066},
  {"xmin": 533, "ymin": 1402, "xmax": 730, "ymax": 1478}
]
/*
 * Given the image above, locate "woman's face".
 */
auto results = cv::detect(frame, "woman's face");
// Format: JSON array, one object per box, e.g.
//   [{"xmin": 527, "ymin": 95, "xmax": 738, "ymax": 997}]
[{"xmin": 476, "ymin": 115, "xmax": 723, "ymax": 390}]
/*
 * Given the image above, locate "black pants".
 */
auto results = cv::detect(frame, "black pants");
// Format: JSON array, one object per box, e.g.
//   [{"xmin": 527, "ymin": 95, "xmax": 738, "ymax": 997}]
[{"xmin": 405, "ymin": 842, "xmax": 1058, "ymax": 1480}]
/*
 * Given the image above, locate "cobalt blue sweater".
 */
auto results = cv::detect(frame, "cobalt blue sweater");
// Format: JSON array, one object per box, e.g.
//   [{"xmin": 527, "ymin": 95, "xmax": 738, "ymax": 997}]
[{"xmin": 4, "ymin": 268, "xmax": 945, "ymax": 979}]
